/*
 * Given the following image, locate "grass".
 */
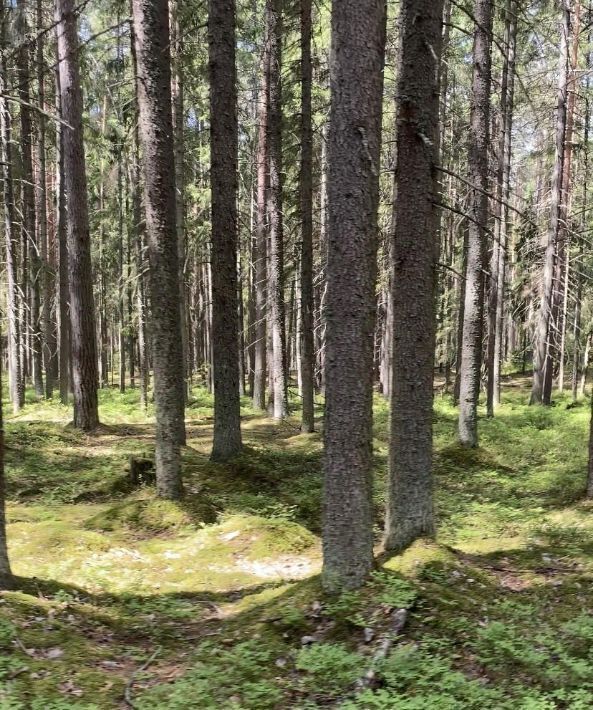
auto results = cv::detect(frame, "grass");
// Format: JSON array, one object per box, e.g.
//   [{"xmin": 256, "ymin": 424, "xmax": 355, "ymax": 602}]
[{"xmin": 2, "ymin": 379, "xmax": 593, "ymax": 707}]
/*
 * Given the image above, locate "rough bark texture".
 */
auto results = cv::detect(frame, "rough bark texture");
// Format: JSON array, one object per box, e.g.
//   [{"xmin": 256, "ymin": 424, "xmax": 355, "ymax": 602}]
[
  {"xmin": 267, "ymin": 0, "xmax": 288, "ymax": 420},
  {"xmin": 531, "ymin": 2, "xmax": 569, "ymax": 405},
  {"xmin": 55, "ymin": 63, "xmax": 69, "ymax": 406},
  {"xmin": 299, "ymin": 0, "xmax": 315, "ymax": 433},
  {"xmin": 132, "ymin": 0, "xmax": 186, "ymax": 498},
  {"xmin": 252, "ymin": 39, "xmax": 269, "ymax": 411},
  {"xmin": 458, "ymin": 0, "xmax": 493, "ymax": 447},
  {"xmin": 384, "ymin": 0, "xmax": 444, "ymax": 553},
  {"xmin": 209, "ymin": 0, "xmax": 243, "ymax": 461},
  {"xmin": 322, "ymin": 0, "xmax": 386, "ymax": 593},
  {"xmin": 56, "ymin": 0, "xmax": 99, "ymax": 431},
  {"xmin": 0, "ymin": 8, "xmax": 23, "ymax": 413}
]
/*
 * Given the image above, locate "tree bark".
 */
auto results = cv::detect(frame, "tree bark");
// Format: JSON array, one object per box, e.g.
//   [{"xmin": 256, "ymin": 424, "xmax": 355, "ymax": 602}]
[
  {"xmin": 531, "ymin": 1, "xmax": 569, "ymax": 405},
  {"xmin": 384, "ymin": 0, "xmax": 444, "ymax": 553},
  {"xmin": 458, "ymin": 0, "xmax": 493, "ymax": 447},
  {"xmin": 0, "ymin": 6, "xmax": 23, "ymax": 413},
  {"xmin": 386, "ymin": 0, "xmax": 444, "ymax": 548},
  {"xmin": 209, "ymin": 0, "xmax": 243, "ymax": 461},
  {"xmin": 299, "ymin": 0, "xmax": 315, "ymax": 433},
  {"xmin": 252, "ymin": 37, "xmax": 270, "ymax": 411},
  {"xmin": 56, "ymin": 0, "xmax": 99, "ymax": 430},
  {"xmin": 322, "ymin": 0, "xmax": 386, "ymax": 593},
  {"xmin": 17, "ymin": 0, "xmax": 43, "ymax": 398},
  {"xmin": 266, "ymin": 0, "xmax": 288, "ymax": 420},
  {"xmin": 132, "ymin": 0, "xmax": 186, "ymax": 498}
]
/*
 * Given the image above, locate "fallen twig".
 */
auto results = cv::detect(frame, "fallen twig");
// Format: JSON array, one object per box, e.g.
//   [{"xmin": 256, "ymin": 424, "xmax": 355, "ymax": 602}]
[{"xmin": 123, "ymin": 647, "xmax": 161, "ymax": 709}]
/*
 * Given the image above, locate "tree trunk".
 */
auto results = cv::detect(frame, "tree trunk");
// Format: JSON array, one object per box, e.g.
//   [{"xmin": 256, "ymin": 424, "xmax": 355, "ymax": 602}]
[
  {"xmin": 132, "ymin": 0, "xmax": 186, "ymax": 498},
  {"xmin": 252, "ymin": 37, "xmax": 269, "ymax": 411},
  {"xmin": 17, "ymin": 0, "xmax": 43, "ymax": 398},
  {"xmin": 0, "ymin": 321, "xmax": 13, "ymax": 589},
  {"xmin": 299, "ymin": 0, "xmax": 315, "ymax": 432},
  {"xmin": 458, "ymin": 0, "xmax": 493, "ymax": 447},
  {"xmin": 531, "ymin": 1, "xmax": 569, "ymax": 405},
  {"xmin": 0, "ymin": 7, "xmax": 23, "ymax": 413},
  {"xmin": 384, "ymin": 0, "xmax": 444, "ymax": 553},
  {"xmin": 209, "ymin": 0, "xmax": 243, "ymax": 461},
  {"xmin": 55, "ymin": 61, "xmax": 69, "ymax": 406},
  {"xmin": 56, "ymin": 0, "xmax": 99, "ymax": 430},
  {"xmin": 267, "ymin": 0, "xmax": 288, "ymax": 420},
  {"xmin": 322, "ymin": 0, "xmax": 386, "ymax": 592},
  {"xmin": 487, "ymin": 0, "xmax": 516, "ymax": 415}
]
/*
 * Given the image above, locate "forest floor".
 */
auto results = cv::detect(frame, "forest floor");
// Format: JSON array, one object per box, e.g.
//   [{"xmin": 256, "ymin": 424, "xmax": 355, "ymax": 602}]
[{"xmin": 2, "ymin": 379, "xmax": 593, "ymax": 708}]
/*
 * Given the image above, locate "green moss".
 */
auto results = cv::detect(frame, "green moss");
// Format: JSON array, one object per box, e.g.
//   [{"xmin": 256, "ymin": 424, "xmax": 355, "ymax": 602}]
[{"xmin": 84, "ymin": 496, "xmax": 218, "ymax": 534}]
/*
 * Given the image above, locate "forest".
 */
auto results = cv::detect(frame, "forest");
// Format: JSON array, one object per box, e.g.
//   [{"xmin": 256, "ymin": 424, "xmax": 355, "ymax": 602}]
[{"xmin": 2, "ymin": 0, "xmax": 593, "ymax": 707}]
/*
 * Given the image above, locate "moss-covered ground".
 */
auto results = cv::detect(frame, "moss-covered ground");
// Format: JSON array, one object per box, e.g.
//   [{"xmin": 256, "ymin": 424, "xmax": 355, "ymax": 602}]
[{"xmin": 3, "ymin": 379, "xmax": 593, "ymax": 708}]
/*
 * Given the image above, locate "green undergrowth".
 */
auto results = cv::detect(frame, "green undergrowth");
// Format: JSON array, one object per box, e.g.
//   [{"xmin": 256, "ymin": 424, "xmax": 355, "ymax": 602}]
[{"xmin": 3, "ymin": 381, "xmax": 593, "ymax": 706}]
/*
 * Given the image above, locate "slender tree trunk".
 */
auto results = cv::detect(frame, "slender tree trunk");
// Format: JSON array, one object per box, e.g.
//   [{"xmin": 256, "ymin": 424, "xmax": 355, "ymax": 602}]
[
  {"xmin": 0, "ymin": 322, "xmax": 13, "ymax": 589},
  {"xmin": 458, "ymin": 0, "xmax": 493, "ymax": 447},
  {"xmin": 252, "ymin": 38, "xmax": 270, "ymax": 411},
  {"xmin": 0, "ymin": 8, "xmax": 23, "ymax": 413},
  {"xmin": 531, "ymin": 2, "xmax": 570, "ymax": 405},
  {"xmin": 56, "ymin": 0, "xmax": 99, "ymax": 430},
  {"xmin": 132, "ymin": 0, "xmax": 186, "ymax": 498},
  {"xmin": 209, "ymin": 0, "xmax": 243, "ymax": 461},
  {"xmin": 299, "ymin": 0, "xmax": 315, "ymax": 432},
  {"xmin": 55, "ymin": 62, "xmax": 69, "ymax": 405},
  {"xmin": 487, "ymin": 0, "xmax": 516, "ymax": 415},
  {"xmin": 384, "ymin": 0, "xmax": 444, "ymax": 552},
  {"xmin": 37, "ymin": 0, "xmax": 54, "ymax": 399},
  {"xmin": 170, "ymin": 0, "xmax": 189, "ymax": 405},
  {"xmin": 267, "ymin": 0, "xmax": 288, "ymax": 420},
  {"xmin": 322, "ymin": 0, "xmax": 386, "ymax": 593},
  {"xmin": 17, "ymin": 0, "xmax": 43, "ymax": 398}
]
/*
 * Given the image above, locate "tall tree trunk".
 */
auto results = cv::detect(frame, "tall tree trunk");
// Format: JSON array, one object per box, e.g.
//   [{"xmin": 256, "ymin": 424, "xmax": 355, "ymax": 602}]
[
  {"xmin": 322, "ymin": 0, "xmax": 386, "ymax": 593},
  {"xmin": 55, "ymin": 62, "xmax": 69, "ymax": 405},
  {"xmin": 56, "ymin": 0, "xmax": 99, "ymax": 430},
  {"xmin": 17, "ymin": 0, "xmax": 43, "ymax": 398},
  {"xmin": 487, "ymin": 0, "xmax": 516, "ymax": 415},
  {"xmin": 170, "ymin": 0, "xmax": 189, "ymax": 405},
  {"xmin": 252, "ymin": 38, "xmax": 269, "ymax": 411},
  {"xmin": 267, "ymin": 0, "xmax": 288, "ymax": 420},
  {"xmin": 458, "ymin": 0, "xmax": 493, "ymax": 447},
  {"xmin": 384, "ymin": 0, "xmax": 444, "ymax": 553},
  {"xmin": 556, "ymin": 0, "xmax": 581, "ymax": 394},
  {"xmin": 209, "ymin": 0, "xmax": 243, "ymax": 461},
  {"xmin": 38, "ymin": 0, "xmax": 54, "ymax": 399},
  {"xmin": 0, "ymin": 6, "xmax": 24, "ymax": 413},
  {"xmin": 299, "ymin": 0, "xmax": 314, "ymax": 432},
  {"xmin": 531, "ymin": 2, "xmax": 570, "ymax": 405},
  {"xmin": 132, "ymin": 0, "xmax": 186, "ymax": 498}
]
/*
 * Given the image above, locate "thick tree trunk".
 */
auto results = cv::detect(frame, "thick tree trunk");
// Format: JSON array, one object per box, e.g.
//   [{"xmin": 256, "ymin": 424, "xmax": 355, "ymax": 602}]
[
  {"xmin": 384, "ymin": 0, "xmax": 444, "ymax": 553},
  {"xmin": 267, "ymin": 0, "xmax": 288, "ymax": 420},
  {"xmin": 132, "ymin": 0, "xmax": 186, "ymax": 498},
  {"xmin": 299, "ymin": 0, "xmax": 315, "ymax": 432},
  {"xmin": 0, "ymin": 9, "xmax": 23, "ymax": 413},
  {"xmin": 56, "ymin": 0, "xmax": 99, "ymax": 430},
  {"xmin": 458, "ymin": 0, "xmax": 493, "ymax": 447},
  {"xmin": 209, "ymin": 0, "xmax": 243, "ymax": 461},
  {"xmin": 531, "ymin": 2, "xmax": 569, "ymax": 405},
  {"xmin": 322, "ymin": 0, "xmax": 386, "ymax": 593}
]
